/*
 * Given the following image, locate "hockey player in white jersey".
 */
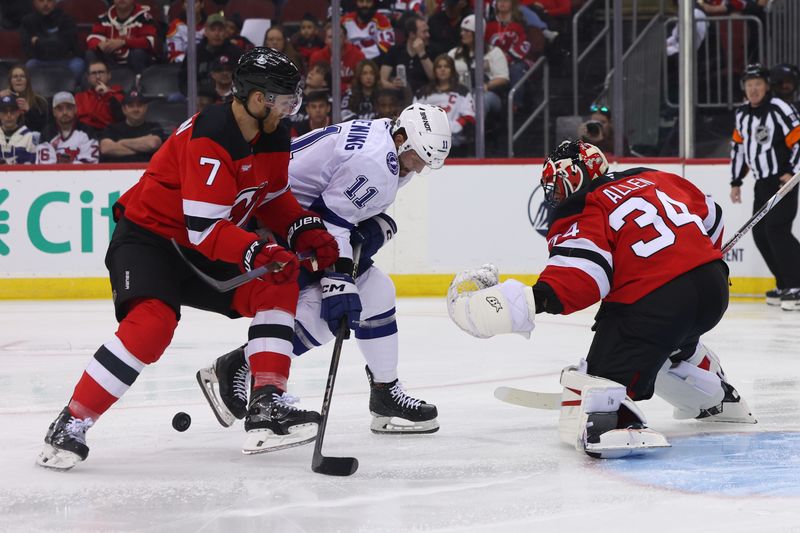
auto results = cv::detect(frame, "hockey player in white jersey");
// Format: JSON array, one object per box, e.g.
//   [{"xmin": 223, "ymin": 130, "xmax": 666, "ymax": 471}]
[{"xmin": 198, "ymin": 103, "xmax": 451, "ymax": 434}]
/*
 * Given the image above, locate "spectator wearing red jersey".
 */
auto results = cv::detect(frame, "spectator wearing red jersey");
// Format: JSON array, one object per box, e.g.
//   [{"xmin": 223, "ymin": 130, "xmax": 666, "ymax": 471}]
[
  {"xmin": 309, "ymin": 22, "xmax": 366, "ymax": 93},
  {"xmin": 75, "ymin": 59, "xmax": 124, "ymax": 132},
  {"xmin": 291, "ymin": 14, "xmax": 324, "ymax": 68},
  {"xmin": 486, "ymin": 0, "xmax": 532, "ymax": 107},
  {"xmin": 166, "ymin": 0, "xmax": 207, "ymax": 63},
  {"xmin": 86, "ymin": 0, "xmax": 158, "ymax": 74},
  {"xmin": 342, "ymin": 0, "xmax": 395, "ymax": 62}
]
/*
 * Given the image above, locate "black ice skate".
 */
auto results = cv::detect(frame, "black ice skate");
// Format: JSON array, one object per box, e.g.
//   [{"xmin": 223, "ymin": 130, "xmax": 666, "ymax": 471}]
[
  {"xmin": 766, "ymin": 288, "xmax": 785, "ymax": 306},
  {"xmin": 366, "ymin": 366, "xmax": 439, "ymax": 434},
  {"xmin": 197, "ymin": 346, "xmax": 249, "ymax": 427},
  {"xmin": 241, "ymin": 385, "xmax": 320, "ymax": 454},
  {"xmin": 36, "ymin": 407, "xmax": 94, "ymax": 470},
  {"xmin": 780, "ymin": 288, "xmax": 800, "ymax": 311}
]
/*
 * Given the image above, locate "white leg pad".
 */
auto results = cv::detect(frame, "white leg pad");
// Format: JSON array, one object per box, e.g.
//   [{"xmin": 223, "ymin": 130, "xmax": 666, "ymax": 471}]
[
  {"xmin": 655, "ymin": 342, "xmax": 756, "ymax": 423},
  {"xmin": 654, "ymin": 359, "xmax": 725, "ymax": 419},
  {"xmin": 558, "ymin": 361, "xmax": 670, "ymax": 458}
]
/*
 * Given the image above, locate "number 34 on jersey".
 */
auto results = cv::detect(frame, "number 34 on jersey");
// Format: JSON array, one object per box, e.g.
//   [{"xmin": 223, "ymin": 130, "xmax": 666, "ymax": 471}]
[{"xmin": 539, "ymin": 169, "xmax": 724, "ymax": 313}]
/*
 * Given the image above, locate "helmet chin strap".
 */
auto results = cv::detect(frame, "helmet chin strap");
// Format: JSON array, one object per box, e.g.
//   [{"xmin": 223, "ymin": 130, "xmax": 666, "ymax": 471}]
[{"xmin": 242, "ymin": 96, "xmax": 270, "ymax": 130}]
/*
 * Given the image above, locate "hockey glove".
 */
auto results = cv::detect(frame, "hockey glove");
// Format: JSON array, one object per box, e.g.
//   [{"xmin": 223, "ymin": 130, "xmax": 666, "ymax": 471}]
[
  {"xmin": 351, "ymin": 213, "xmax": 397, "ymax": 261},
  {"xmin": 320, "ymin": 272, "xmax": 362, "ymax": 334},
  {"xmin": 242, "ymin": 240, "xmax": 299, "ymax": 285},
  {"xmin": 287, "ymin": 214, "xmax": 339, "ymax": 271}
]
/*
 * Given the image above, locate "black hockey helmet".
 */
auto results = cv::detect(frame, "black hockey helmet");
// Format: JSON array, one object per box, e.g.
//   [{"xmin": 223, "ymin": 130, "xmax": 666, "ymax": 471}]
[
  {"xmin": 769, "ymin": 63, "xmax": 800, "ymax": 87},
  {"xmin": 740, "ymin": 63, "xmax": 770, "ymax": 88},
  {"xmin": 232, "ymin": 47, "xmax": 302, "ymax": 115}
]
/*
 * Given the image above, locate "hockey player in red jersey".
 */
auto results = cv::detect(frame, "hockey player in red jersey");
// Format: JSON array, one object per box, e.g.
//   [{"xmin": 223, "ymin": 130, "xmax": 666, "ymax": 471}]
[
  {"xmin": 37, "ymin": 47, "xmax": 340, "ymax": 470},
  {"xmin": 448, "ymin": 140, "xmax": 756, "ymax": 459}
]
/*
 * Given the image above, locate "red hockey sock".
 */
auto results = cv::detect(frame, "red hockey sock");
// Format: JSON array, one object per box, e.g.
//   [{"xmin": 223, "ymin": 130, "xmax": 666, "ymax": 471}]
[{"xmin": 249, "ymin": 353, "xmax": 291, "ymax": 392}]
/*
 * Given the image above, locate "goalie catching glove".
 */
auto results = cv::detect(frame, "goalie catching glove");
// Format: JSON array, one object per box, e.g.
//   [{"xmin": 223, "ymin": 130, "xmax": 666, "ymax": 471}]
[{"xmin": 447, "ymin": 265, "xmax": 537, "ymax": 339}]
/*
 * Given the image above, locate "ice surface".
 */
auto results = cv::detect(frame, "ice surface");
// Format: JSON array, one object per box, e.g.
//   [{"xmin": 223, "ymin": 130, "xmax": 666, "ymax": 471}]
[{"xmin": 1, "ymin": 299, "xmax": 799, "ymax": 532}]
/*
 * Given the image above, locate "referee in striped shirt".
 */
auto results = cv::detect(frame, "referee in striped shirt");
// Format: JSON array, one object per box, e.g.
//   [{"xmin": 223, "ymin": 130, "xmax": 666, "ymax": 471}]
[{"xmin": 731, "ymin": 63, "xmax": 800, "ymax": 311}]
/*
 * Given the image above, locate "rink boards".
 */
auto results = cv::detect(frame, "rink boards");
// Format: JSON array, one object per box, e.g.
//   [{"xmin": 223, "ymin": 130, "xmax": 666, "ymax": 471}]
[{"xmin": 0, "ymin": 159, "xmax": 782, "ymax": 299}]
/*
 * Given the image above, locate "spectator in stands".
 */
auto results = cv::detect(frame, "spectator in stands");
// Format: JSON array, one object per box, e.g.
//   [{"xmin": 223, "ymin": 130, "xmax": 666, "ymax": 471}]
[
  {"xmin": 666, "ymin": 0, "xmax": 707, "ymax": 57},
  {"xmin": 86, "ymin": 0, "xmax": 158, "ymax": 74},
  {"xmin": 486, "ymin": 0, "xmax": 532, "ymax": 107},
  {"xmin": 0, "ymin": 0, "xmax": 33, "ymax": 30},
  {"xmin": 342, "ymin": 0, "xmax": 395, "ymax": 62},
  {"xmin": 448, "ymin": 15, "xmax": 509, "ymax": 118},
  {"xmin": 343, "ymin": 59, "xmax": 380, "ymax": 121},
  {"xmin": 0, "ymin": 65, "xmax": 49, "ymax": 134},
  {"xmin": 414, "ymin": 54, "xmax": 475, "ymax": 152},
  {"xmin": 380, "ymin": 15, "xmax": 434, "ymax": 97},
  {"xmin": 518, "ymin": 1, "xmax": 564, "ymax": 40},
  {"xmin": 310, "ymin": 22, "xmax": 366, "ymax": 93},
  {"xmin": 75, "ymin": 59, "xmax": 124, "ymax": 132},
  {"xmin": 166, "ymin": 0, "xmax": 207, "ymax": 63},
  {"xmin": 292, "ymin": 14, "xmax": 325, "ymax": 68},
  {"xmin": 99, "ymin": 89, "xmax": 164, "ymax": 163},
  {"xmin": 21, "ymin": 0, "xmax": 85, "ymax": 83},
  {"xmin": 696, "ymin": 0, "xmax": 766, "ymax": 15},
  {"xmin": 0, "ymin": 95, "xmax": 38, "ymax": 165},
  {"xmin": 428, "ymin": 0, "xmax": 471, "ymax": 60},
  {"xmin": 223, "ymin": 16, "xmax": 255, "ymax": 52},
  {"xmin": 265, "ymin": 26, "xmax": 305, "ymax": 72},
  {"xmin": 578, "ymin": 103, "xmax": 628, "ymax": 156},
  {"xmin": 305, "ymin": 62, "xmax": 332, "ymax": 95},
  {"xmin": 291, "ymin": 91, "xmax": 331, "ymax": 139},
  {"xmin": 196, "ymin": 86, "xmax": 217, "ymax": 114},
  {"xmin": 179, "ymin": 13, "xmax": 243, "ymax": 96},
  {"xmin": 770, "ymin": 63, "xmax": 800, "ymax": 108},
  {"xmin": 36, "ymin": 92, "xmax": 99, "ymax": 164},
  {"xmin": 208, "ymin": 55, "xmax": 235, "ymax": 103},
  {"xmin": 375, "ymin": 87, "xmax": 403, "ymax": 119}
]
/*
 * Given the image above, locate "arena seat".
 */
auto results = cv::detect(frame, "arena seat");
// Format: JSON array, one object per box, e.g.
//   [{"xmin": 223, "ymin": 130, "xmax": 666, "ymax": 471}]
[
  {"xmin": 110, "ymin": 66, "xmax": 138, "ymax": 93},
  {"xmin": 29, "ymin": 65, "xmax": 76, "ymax": 97},
  {"xmin": 140, "ymin": 64, "xmax": 181, "ymax": 98},
  {"xmin": 146, "ymin": 99, "xmax": 190, "ymax": 134},
  {"xmin": 0, "ymin": 30, "xmax": 23, "ymax": 63},
  {"xmin": 59, "ymin": 0, "xmax": 107, "ymax": 25}
]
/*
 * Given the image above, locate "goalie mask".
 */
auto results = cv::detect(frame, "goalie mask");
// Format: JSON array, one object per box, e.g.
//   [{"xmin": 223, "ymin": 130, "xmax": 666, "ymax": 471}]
[
  {"xmin": 541, "ymin": 140, "xmax": 608, "ymax": 207},
  {"xmin": 392, "ymin": 104, "xmax": 452, "ymax": 170}
]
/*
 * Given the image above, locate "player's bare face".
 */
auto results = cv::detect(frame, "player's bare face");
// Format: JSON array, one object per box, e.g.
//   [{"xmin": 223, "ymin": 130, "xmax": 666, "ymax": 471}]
[
  {"xmin": 54, "ymin": 103, "xmax": 76, "ymax": 128},
  {"xmin": 745, "ymin": 78, "xmax": 769, "ymax": 106},
  {"xmin": 399, "ymin": 149, "xmax": 426, "ymax": 176}
]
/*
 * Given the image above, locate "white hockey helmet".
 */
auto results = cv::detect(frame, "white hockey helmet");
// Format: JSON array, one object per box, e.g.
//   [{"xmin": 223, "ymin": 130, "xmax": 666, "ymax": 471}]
[{"xmin": 392, "ymin": 104, "xmax": 452, "ymax": 170}]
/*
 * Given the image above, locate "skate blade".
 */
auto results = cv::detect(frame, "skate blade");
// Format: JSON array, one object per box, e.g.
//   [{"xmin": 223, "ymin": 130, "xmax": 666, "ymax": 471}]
[
  {"xmin": 36, "ymin": 444, "xmax": 82, "ymax": 470},
  {"xmin": 370, "ymin": 415, "xmax": 440, "ymax": 434},
  {"xmin": 780, "ymin": 302, "xmax": 800, "ymax": 311},
  {"xmin": 196, "ymin": 367, "xmax": 236, "ymax": 428},
  {"xmin": 241, "ymin": 423, "xmax": 318, "ymax": 455}
]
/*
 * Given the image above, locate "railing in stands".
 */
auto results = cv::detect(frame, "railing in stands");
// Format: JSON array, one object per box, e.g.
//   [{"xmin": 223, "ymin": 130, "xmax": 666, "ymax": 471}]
[
  {"xmin": 765, "ymin": 0, "xmax": 800, "ymax": 68},
  {"xmin": 507, "ymin": 57, "xmax": 549, "ymax": 158}
]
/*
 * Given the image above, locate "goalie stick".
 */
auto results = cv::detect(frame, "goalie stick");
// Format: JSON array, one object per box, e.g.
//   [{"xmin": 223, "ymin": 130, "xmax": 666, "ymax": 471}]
[
  {"xmin": 722, "ymin": 169, "xmax": 800, "ymax": 254},
  {"xmin": 311, "ymin": 243, "xmax": 362, "ymax": 477},
  {"xmin": 494, "ymin": 386, "xmax": 561, "ymax": 410},
  {"xmin": 170, "ymin": 239, "xmax": 315, "ymax": 292}
]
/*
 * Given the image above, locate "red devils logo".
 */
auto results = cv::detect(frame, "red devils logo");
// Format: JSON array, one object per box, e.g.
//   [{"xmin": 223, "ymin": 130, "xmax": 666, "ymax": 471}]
[{"xmin": 229, "ymin": 183, "xmax": 268, "ymax": 227}]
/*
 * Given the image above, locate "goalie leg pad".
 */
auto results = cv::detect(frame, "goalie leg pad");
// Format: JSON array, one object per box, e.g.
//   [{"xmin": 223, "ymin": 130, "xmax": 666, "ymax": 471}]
[
  {"xmin": 448, "ymin": 279, "xmax": 536, "ymax": 339},
  {"xmin": 559, "ymin": 362, "xmax": 670, "ymax": 459},
  {"xmin": 655, "ymin": 342, "xmax": 756, "ymax": 423}
]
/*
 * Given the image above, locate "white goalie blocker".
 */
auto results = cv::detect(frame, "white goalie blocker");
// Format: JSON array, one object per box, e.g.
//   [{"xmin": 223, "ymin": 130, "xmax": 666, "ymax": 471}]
[{"xmin": 447, "ymin": 265, "xmax": 537, "ymax": 339}]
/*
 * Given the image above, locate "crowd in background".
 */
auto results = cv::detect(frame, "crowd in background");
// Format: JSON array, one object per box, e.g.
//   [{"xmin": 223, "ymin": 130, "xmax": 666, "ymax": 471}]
[{"xmin": 0, "ymin": 0, "xmax": 795, "ymax": 165}]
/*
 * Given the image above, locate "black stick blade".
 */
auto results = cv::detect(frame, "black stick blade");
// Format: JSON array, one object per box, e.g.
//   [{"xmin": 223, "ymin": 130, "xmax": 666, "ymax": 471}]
[{"xmin": 312, "ymin": 456, "xmax": 359, "ymax": 476}]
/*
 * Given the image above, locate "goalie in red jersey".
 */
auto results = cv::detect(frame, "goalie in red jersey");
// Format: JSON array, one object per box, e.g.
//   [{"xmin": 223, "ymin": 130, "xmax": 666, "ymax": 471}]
[
  {"xmin": 448, "ymin": 140, "xmax": 756, "ymax": 459},
  {"xmin": 37, "ymin": 48, "xmax": 341, "ymax": 470}
]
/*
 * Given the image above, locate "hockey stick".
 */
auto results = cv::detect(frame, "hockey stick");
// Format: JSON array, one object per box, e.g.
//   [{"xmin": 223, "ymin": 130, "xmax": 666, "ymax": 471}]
[
  {"xmin": 722, "ymin": 170, "xmax": 800, "ymax": 254},
  {"xmin": 312, "ymin": 244, "xmax": 361, "ymax": 477},
  {"xmin": 494, "ymin": 386, "xmax": 561, "ymax": 410},
  {"xmin": 170, "ymin": 238, "xmax": 314, "ymax": 293}
]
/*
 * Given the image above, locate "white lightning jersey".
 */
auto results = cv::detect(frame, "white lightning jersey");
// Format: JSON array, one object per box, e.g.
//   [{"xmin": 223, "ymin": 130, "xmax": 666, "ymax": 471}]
[{"xmin": 288, "ymin": 118, "xmax": 405, "ymax": 261}]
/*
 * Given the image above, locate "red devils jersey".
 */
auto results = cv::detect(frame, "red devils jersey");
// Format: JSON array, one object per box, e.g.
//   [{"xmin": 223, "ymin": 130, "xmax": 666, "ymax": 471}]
[
  {"xmin": 538, "ymin": 168, "xmax": 724, "ymax": 314},
  {"xmin": 118, "ymin": 103, "xmax": 307, "ymax": 264}
]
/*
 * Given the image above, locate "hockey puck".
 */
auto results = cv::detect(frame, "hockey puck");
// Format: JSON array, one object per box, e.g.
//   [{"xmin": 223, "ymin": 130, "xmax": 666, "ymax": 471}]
[{"xmin": 172, "ymin": 412, "xmax": 191, "ymax": 432}]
